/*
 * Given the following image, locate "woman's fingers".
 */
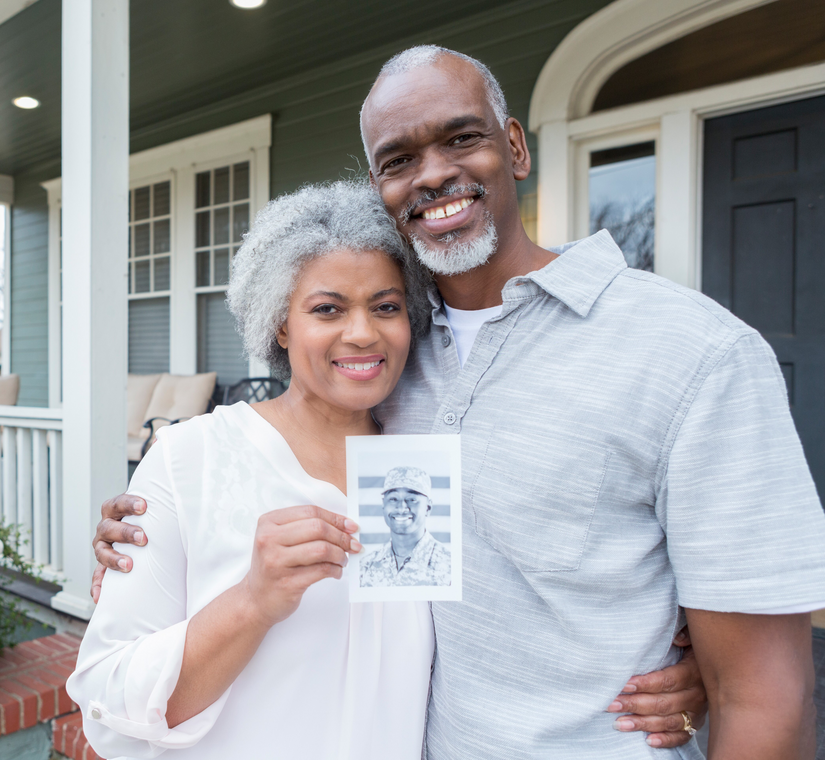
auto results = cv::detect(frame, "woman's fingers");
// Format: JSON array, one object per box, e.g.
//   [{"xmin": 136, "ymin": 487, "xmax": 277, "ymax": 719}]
[
  {"xmin": 620, "ymin": 649, "xmax": 706, "ymax": 698},
  {"xmin": 645, "ymin": 730, "xmax": 698, "ymax": 748},
  {"xmin": 281, "ymin": 540, "xmax": 350, "ymax": 570},
  {"xmin": 264, "ymin": 504, "xmax": 358, "ymax": 534},
  {"xmin": 272, "ymin": 516, "xmax": 361, "ymax": 554},
  {"xmin": 612, "ymin": 709, "xmax": 702, "ymax": 735},
  {"xmin": 607, "ymin": 686, "xmax": 707, "ymax": 717}
]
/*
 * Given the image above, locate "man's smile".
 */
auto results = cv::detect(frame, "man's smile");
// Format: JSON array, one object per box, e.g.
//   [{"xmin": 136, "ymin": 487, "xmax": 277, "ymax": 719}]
[
  {"xmin": 412, "ymin": 193, "xmax": 482, "ymax": 236},
  {"xmin": 420, "ymin": 196, "xmax": 475, "ymax": 220}
]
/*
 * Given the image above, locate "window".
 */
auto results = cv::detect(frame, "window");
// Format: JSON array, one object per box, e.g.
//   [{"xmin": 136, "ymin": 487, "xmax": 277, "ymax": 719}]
[
  {"xmin": 588, "ymin": 142, "xmax": 655, "ymax": 272},
  {"xmin": 194, "ymin": 162, "xmax": 249, "ymax": 289},
  {"xmin": 128, "ymin": 180, "xmax": 172, "ymax": 373},
  {"xmin": 129, "ymin": 181, "xmax": 171, "ymax": 296},
  {"xmin": 194, "ymin": 162, "xmax": 251, "ymax": 386}
]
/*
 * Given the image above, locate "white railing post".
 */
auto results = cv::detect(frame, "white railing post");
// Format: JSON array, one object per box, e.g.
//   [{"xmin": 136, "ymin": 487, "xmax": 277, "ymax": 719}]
[
  {"xmin": 53, "ymin": 0, "xmax": 129, "ymax": 620},
  {"xmin": 16, "ymin": 427, "xmax": 32, "ymax": 560},
  {"xmin": 2, "ymin": 425, "xmax": 16, "ymax": 525},
  {"xmin": 32, "ymin": 429, "xmax": 49, "ymax": 565},
  {"xmin": 49, "ymin": 430, "xmax": 63, "ymax": 572}
]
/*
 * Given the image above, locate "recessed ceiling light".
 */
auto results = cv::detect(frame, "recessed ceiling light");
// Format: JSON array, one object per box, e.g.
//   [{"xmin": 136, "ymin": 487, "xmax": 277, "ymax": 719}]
[
  {"xmin": 230, "ymin": 0, "xmax": 266, "ymax": 7},
  {"xmin": 13, "ymin": 96, "xmax": 40, "ymax": 109}
]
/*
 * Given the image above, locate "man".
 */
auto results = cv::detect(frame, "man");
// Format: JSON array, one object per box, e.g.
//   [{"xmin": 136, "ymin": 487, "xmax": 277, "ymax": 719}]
[
  {"xmin": 93, "ymin": 46, "xmax": 825, "ymax": 757},
  {"xmin": 360, "ymin": 466, "xmax": 451, "ymax": 587}
]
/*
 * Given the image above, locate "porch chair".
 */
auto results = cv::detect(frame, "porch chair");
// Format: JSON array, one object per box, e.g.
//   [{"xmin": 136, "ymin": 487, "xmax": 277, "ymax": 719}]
[
  {"xmin": 0, "ymin": 374, "xmax": 20, "ymax": 406},
  {"xmin": 220, "ymin": 376, "xmax": 287, "ymax": 406},
  {"xmin": 127, "ymin": 372, "xmax": 217, "ymax": 463}
]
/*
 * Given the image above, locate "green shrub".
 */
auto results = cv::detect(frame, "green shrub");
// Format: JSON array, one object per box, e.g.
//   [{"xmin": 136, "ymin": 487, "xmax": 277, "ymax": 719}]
[{"xmin": 0, "ymin": 523, "xmax": 42, "ymax": 652}]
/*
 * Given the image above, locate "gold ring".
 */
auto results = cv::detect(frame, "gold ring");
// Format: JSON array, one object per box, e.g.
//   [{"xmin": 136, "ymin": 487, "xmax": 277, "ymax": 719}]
[{"xmin": 680, "ymin": 711, "xmax": 697, "ymax": 736}]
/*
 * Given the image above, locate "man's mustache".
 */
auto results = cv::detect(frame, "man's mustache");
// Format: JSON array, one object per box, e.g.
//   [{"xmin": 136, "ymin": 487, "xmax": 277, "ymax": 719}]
[{"xmin": 399, "ymin": 184, "xmax": 487, "ymax": 225}]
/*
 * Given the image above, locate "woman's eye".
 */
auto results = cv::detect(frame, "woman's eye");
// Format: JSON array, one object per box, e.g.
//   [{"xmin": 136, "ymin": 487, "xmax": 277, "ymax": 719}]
[
  {"xmin": 312, "ymin": 304, "xmax": 338, "ymax": 315},
  {"xmin": 375, "ymin": 302, "xmax": 401, "ymax": 313}
]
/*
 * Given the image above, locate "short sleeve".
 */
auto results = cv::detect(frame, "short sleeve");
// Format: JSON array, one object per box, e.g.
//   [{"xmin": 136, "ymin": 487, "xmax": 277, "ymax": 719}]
[
  {"xmin": 67, "ymin": 428, "xmax": 231, "ymax": 758},
  {"xmin": 658, "ymin": 331, "xmax": 825, "ymax": 612}
]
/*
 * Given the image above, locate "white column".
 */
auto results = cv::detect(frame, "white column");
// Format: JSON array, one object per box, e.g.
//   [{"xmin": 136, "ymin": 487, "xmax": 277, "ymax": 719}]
[
  {"xmin": 170, "ymin": 166, "xmax": 197, "ymax": 375},
  {"xmin": 656, "ymin": 110, "xmax": 699, "ymax": 289},
  {"xmin": 536, "ymin": 120, "xmax": 571, "ymax": 249},
  {"xmin": 53, "ymin": 0, "xmax": 129, "ymax": 620}
]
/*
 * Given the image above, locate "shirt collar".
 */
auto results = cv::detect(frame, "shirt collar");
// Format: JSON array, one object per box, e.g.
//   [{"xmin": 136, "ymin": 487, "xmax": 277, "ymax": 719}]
[
  {"xmin": 522, "ymin": 229, "xmax": 627, "ymax": 317},
  {"xmin": 426, "ymin": 230, "xmax": 627, "ymax": 321}
]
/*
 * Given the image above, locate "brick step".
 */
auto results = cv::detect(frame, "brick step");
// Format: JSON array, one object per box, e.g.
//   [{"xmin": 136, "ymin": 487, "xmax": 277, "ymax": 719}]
[{"xmin": 0, "ymin": 632, "xmax": 100, "ymax": 760}]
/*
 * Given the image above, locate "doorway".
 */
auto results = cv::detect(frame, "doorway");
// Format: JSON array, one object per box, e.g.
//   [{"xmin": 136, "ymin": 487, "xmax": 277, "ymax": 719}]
[{"xmin": 702, "ymin": 94, "xmax": 825, "ymax": 500}]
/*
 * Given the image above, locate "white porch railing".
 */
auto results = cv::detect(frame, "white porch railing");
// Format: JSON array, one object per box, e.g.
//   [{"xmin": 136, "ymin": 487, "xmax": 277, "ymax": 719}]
[{"xmin": 0, "ymin": 405, "xmax": 63, "ymax": 579}]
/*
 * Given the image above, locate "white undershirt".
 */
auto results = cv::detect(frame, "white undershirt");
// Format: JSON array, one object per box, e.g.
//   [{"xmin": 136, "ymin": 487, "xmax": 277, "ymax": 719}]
[
  {"xmin": 442, "ymin": 303, "xmax": 824, "ymax": 616},
  {"xmin": 443, "ymin": 303, "xmax": 503, "ymax": 368}
]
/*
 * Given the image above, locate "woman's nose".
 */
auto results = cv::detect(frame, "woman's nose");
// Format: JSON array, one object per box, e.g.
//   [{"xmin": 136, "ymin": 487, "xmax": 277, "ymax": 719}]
[{"xmin": 342, "ymin": 310, "xmax": 379, "ymax": 346}]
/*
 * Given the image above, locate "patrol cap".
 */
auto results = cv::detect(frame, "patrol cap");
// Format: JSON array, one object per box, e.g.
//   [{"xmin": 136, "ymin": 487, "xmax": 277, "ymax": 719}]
[{"xmin": 381, "ymin": 466, "xmax": 432, "ymax": 499}]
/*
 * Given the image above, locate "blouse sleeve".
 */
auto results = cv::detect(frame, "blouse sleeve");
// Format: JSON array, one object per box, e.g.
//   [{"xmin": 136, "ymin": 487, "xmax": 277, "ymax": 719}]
[{"xmin": 66, "ymin": 427, "xmax": 231, "ymax": 758}]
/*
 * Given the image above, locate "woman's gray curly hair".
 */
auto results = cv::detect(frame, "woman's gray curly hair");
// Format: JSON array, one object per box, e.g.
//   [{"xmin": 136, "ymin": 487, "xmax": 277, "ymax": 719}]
[{"xmin": 227, "ymin": 180, "xmax": 431, "ymax": 381}]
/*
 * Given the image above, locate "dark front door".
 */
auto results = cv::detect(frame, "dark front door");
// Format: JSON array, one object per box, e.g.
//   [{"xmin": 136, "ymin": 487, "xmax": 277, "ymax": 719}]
[{"xmin": 703, "ymin": 95, "xmax": 825, "ymax": 500}]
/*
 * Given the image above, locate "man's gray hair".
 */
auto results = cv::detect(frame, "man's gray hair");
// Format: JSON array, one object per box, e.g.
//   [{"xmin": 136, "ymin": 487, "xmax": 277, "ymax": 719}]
[
  {"xmin": 227, "ymin": 180, "xmax": 431, "ymax": 381},
  {"xmin": 360, "ymin": 45, "xmax": 509, "ymax": 164}
]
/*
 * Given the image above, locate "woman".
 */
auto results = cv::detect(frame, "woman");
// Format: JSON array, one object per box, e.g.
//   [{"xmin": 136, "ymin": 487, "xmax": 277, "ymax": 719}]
[{"xmin": 68, "ymin": 180, "xmax": 435, "ymax": 759}]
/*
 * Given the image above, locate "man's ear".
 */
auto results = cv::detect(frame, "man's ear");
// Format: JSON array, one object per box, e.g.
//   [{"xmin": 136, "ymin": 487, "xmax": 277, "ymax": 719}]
[
  {"xmin": 506, "ymin": 118, "xmax": 531, "ymax": 181},
  {"xmin": 369, "ymin": 168, "xmax": 377, "ymax": 188}
]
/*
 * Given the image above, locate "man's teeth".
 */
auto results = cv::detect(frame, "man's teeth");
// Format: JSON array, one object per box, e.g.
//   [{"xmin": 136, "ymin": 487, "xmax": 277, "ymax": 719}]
[
  {"xmin": 422, "ymin": 197, "xmax": 474, "ymax": 220},
  {"xmin": 335, "ymin": 360, "xmax": 381, "ymax": 371}
]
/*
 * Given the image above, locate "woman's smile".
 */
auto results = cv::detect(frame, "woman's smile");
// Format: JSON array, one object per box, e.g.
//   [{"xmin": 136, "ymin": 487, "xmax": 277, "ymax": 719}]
[{"xmin": 332, "ymin": 354, "xmax": 386, "ymax": 380}]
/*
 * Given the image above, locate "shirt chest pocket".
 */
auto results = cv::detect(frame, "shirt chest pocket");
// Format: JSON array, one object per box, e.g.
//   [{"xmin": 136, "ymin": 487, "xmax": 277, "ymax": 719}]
[{"xmin": 470, "ymin": 436, "xmax": 610, "ymax": 573}]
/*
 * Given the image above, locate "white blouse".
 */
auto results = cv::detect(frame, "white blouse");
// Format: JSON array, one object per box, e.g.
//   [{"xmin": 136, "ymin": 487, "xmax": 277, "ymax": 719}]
[{"xmin": 67, "ymin": 402, "xmax": 434, "ymax": 760}]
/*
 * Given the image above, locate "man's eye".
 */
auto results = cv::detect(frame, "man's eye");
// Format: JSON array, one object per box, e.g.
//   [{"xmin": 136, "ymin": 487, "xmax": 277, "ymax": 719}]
[
  {"xmin": 450, "ymin": 133, "xmax": 476, "ymax": 146},
  {"xmin": 383, "ymin": 156, "xmax": 410, "ymax": 172}
]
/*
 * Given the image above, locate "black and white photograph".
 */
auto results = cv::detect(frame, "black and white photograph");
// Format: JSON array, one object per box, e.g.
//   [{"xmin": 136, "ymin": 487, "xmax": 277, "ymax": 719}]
[{"xmin": 347, "ymin": 434, "xmax": 462, "ymax": 602}]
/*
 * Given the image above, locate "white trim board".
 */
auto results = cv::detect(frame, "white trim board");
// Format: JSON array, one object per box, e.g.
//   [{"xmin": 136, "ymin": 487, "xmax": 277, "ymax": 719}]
[{"xmin": 528, "ymin": 0, "xmax": 825, "ymax": 291}]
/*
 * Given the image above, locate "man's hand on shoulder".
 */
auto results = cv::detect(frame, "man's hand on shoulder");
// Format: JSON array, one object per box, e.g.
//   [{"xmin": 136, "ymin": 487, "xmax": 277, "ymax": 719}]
[
  {"xmin": 90, "ymin": 494, "xmax": 149, "ymax": 603},
  {"xmin": 607, "ymin": 627, "xmax": 707, "ymax": 748}
]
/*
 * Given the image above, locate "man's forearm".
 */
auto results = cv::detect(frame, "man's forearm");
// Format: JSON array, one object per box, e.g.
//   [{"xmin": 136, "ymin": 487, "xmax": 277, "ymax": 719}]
[
  {"xmin": 685, "ymin": 609, "xmax": 815, "ymax": 760},
  {"xmin": 706, "ymin": 699, "xmax": 815, "ymax": 759}
]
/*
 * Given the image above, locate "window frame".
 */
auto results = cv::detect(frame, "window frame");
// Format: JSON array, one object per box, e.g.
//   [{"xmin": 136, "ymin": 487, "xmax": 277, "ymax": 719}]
[{"xmin": 573, "ymin": 124, "xmax": 660, "ymax": 262}]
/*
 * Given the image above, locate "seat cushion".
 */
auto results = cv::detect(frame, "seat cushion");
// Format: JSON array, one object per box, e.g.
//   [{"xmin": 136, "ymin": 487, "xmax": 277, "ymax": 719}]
[
  {"xmin": 144, "ymin": 372, "xmax": 218, "ymax": 426},
  {"xmin": 0, "ymin": 374, "xmax": 20, "ymax": 406},
  {"xmin": 127, "ymin": 374, "xmax": 162, "ymax": 438}
]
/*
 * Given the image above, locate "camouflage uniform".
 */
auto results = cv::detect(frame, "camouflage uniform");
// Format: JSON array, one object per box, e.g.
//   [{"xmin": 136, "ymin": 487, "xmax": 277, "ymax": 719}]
[{"xmin": 360, "ymin": 531, "xmax": 451, "ymax": 587}]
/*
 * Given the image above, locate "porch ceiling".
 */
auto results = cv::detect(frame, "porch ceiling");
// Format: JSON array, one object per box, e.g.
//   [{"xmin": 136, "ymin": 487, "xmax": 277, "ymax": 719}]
[{"xmin": 0, "ymin": 0, "xmax": 523, "ymax": 176}]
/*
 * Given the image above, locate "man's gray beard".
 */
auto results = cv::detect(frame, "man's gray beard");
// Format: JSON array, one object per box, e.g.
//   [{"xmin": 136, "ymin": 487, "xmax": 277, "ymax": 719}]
[{"xmin": 411, "ymin": 218, "xmax": 498, "ymax": 276}]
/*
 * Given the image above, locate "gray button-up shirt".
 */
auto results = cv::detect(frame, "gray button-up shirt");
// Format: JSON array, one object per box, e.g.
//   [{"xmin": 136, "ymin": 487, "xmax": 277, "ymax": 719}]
[{"xmin": 375, "ymin": 230, "xmax": 825, "ymax": 759}]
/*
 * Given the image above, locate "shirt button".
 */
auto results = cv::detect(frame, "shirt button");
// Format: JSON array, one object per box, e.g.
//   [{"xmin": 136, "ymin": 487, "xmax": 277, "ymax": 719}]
[
  {"xmin": 443, "ymin": 412, "xmax": 457, "ymax": 425},
  {"xmin": 442, "ymin": 335, "xmax": 452, "ymax": 347},
  {"xmin": 91, "ymin": 708, "xmax": 102, "ymax": 720}
]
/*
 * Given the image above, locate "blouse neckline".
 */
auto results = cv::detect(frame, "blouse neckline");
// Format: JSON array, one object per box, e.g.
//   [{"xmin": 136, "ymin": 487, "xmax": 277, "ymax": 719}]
[{"xmin": 233, "ymin": 401, "xmax": 348, "ymax": 500}]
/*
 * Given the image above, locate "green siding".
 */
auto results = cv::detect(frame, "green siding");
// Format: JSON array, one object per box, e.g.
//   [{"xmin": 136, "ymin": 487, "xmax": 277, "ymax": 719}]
[
  {"xmin": 9, "ymin": 167, "xmax": 53, "ymax": 408},
  {"xmin": 3, "ymin": 0, "xmax": 611, "ymax": 409}
]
